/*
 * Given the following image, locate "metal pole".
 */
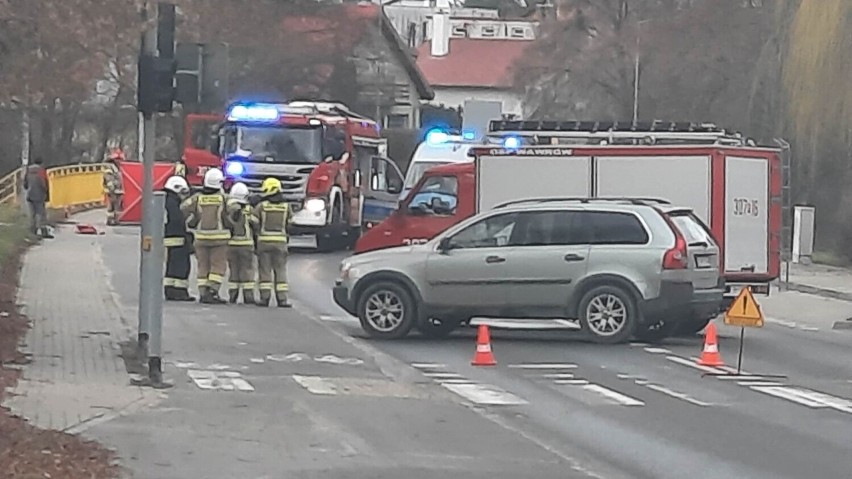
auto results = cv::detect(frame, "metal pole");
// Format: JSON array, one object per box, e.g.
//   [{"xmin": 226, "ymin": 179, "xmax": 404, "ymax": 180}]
[
  {"xmin": 736, "ymin": 327, "xmax": 745, "ymax": 375},
  {"xmin": 148, "ymin": 192, "xmax": 166, "ymax": 386},
  {"xmin": 632, "ymin": 25, "xmax": 640, "ymax": 124},
  {"xmin": 137, "ymin": 1, "xmax": 158, "ymax": 357}
]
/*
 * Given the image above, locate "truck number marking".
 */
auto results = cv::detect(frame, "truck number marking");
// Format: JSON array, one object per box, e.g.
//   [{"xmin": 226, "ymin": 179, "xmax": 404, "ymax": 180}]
[
  {"xmin": 402, "ymin": 238, "xmax": 429, "ymax": 246},
  {"xmin": 732, "ymin": 198, "xmax": 759, "ymax": 217}
]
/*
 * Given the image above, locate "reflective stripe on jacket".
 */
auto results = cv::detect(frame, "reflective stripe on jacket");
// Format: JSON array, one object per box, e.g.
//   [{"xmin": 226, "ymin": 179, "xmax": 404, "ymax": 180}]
[
  {"xmin": 181, "ymin": 193, "xmax": 230, "ymax": 241},
  {"xmin": 253, "ymin": 200, "xmax": 289, "ymax": 243},
  {"xmin": 227, "ymin": 199, "xmax": 256, "ymax": 247}
]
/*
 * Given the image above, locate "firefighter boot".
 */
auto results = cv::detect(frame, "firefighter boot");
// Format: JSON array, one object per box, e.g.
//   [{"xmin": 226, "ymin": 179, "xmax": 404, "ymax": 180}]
[
  {"xmin": 175, "ymin": 288, "xmax": 196, "ymax": 302},
  {"xmin": 164, "ymin": 286, "xmax": 178, "ymax": 301},
  {"xmin": 257, "ymin": 291, "xmax": 271, "ymax": 307},
  {"xmin": 276, "ymin": 293, "xmax": 292, "ymax": 309},
  {"xmin": 243, "ymin": 290, "xmax": 256, "ymax": 305},
  {"xmin": 201, "ymin": 288, "xmax": 227, "ymax": 305},
  {"xmin": 228, "ymin": 289, "xmax": 240, "ymax": 304}
]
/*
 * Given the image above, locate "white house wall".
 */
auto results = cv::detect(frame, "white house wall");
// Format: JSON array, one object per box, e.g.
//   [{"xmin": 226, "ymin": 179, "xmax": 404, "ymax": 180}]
[{"xmin": 431, "ymin": 88, "xmax": 524, "ymax": 117}]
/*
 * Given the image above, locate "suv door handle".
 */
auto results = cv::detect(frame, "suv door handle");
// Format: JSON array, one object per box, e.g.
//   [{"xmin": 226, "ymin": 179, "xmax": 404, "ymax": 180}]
[
  {"xmin": 564, "ymin": 253, "xmax": 585, "ymax": 262},
  {"xmin": 485, "ymin": 255, "xmax": 506, "ymax": 264}
]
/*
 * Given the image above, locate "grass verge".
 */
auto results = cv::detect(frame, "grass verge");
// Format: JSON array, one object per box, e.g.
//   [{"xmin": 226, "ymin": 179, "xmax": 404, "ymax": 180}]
[{"xmin": 0, "ymin": 205, "xmax": 119, "ymax": 478}]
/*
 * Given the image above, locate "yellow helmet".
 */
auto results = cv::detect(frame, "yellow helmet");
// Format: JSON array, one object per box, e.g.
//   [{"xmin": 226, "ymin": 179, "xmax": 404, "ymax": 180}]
[{"xmin": 261, "ymin": 177, "xmax": 282, "ymax": 196}]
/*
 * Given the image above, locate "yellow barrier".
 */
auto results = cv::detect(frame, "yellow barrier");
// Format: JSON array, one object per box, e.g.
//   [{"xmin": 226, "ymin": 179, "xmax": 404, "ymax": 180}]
[{"xmin": 46, "ymin": 163, "xmax": 107, "ymax": 210}]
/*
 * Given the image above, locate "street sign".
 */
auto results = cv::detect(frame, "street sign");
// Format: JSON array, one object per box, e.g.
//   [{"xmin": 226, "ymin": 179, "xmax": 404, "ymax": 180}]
[{"xmin": 724, "ymin": 287, "xmax": 764, "ymax": 328}]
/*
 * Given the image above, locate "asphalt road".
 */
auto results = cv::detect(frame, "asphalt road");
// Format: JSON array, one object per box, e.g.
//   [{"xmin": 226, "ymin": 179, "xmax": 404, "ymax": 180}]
[{"xmin": 289, "ymin": 250, "xmax": 852, "ymax": 479}]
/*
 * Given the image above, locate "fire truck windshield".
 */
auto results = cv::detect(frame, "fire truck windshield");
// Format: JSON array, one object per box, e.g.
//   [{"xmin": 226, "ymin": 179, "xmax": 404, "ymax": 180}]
[{"xmin": 233, "ymin": 125, "xmax": 322, "ymax": 164}]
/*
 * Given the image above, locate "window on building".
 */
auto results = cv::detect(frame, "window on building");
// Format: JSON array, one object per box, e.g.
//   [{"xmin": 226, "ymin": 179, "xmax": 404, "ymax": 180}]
[
  {"xmin": 510, "ymin": 26, "xmax": 527, "ymax": 39},
  {"xmin": 480, "ymin": 25, "xmax": 497, "ymax": 37},
  {"xmin": 452, "ymin": 24, "xmax": 467, "ymax": 37},
  {"xmin": 408, "ymin": 24, "xmax": 417, "ymax": 48},
  {"xmin": 385, "ymin": 114, "xmax": 409, "ymax": 129}
]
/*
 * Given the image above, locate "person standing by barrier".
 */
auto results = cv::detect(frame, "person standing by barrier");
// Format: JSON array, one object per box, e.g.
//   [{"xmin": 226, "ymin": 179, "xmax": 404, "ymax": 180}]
[
  {"xmin": 253, "ymin": 178, "xmax": 292, "ymax": 308},
  {"xmin": 103, "ymin": 149, "xmax": 125, "ymax": 225},
  {"xmin": 225, "ymin": 182, "xmax": 257, "ymax": 304},
  {"xmin": 181, "ymin": 168, "xmax": 230, "ymax": 304},
  {"xmin": 23, "ymin": 157, "xmax": 51, "ymax": 238},
  {"xmin": 163, "ymin": 175, "xmax": 195, "ymax": 302}
]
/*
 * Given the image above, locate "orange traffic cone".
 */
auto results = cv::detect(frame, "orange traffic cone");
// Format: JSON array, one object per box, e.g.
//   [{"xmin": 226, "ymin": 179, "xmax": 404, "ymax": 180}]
[
  {"xmin": 471, "ymin": 324, "xmax": 496, "ymax": 366},
  {"xmin": 697, "ymin": 322, "xmax": 724, "ymax": 367}
]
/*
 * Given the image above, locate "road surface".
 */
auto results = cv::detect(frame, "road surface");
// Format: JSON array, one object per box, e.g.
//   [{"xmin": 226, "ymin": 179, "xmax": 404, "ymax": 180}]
[{"xmin": 289, "ymin": 250, "xmax": 852, "ymax": 479}]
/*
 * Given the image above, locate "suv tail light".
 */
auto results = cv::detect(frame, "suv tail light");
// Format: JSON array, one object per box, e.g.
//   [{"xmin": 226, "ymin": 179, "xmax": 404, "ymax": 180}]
[{"xmin": 659, "ymin": 210, "xmax": 688, "ymax": 270}]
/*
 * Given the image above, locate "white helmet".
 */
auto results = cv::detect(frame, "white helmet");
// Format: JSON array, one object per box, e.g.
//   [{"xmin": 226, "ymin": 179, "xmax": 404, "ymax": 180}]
[
  {"xmin": 203, "ymin": 168, "xmax": 225, "ymax": 189},
  {"xmin": 230, "ymin": 182, "xmax": 250, "ymax": 204},
  {"xmin": 164, "ymin": 176, "xmax": 189, "ymax": 194}
]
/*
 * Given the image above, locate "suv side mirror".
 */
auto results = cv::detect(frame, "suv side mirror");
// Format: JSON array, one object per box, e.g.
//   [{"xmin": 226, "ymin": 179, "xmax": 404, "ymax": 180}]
[{"xmin": 437, "ymin": 236, "xmax": 453, "ymax": 253}]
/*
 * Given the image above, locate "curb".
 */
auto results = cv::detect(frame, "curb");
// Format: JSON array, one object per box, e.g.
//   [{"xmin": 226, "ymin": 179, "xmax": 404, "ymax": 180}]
[{"xmin": 781, "ymin": 282, "xmax": 852, "ymax": 302}]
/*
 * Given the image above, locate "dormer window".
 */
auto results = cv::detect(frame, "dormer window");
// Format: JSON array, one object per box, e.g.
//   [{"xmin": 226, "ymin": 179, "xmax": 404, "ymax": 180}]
[
  {"xmin": 480, "ymin": 25, "xmax": 497, "ymax": 37},
  {"xmin": 510, "ymin": 26, "xmax": 527, "ymax": 38}
]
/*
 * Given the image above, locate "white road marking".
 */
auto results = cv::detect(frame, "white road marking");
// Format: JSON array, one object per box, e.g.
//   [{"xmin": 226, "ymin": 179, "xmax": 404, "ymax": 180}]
[
  {"xmin": 539, "ymin": 373, "xmax": 576, "ymax": 379},
  {"xmin": 554, "ymin": 379, "xmax": 589, "ymax": 385},
  {"xmin": 422, "ymin": 372, "xmax": 463, "ymax": 379},
  {"xmin": 737, "ymin": 381, "xmax": 784, "ymax": 387},
  {"xmin": 666, "ymin": 355, "xmax": 727, "ymax": 374},
  {"xmin": 314, "ymin": 354, "xmax": 364, "ymax": 366},
  {"xmin": 319, "ymin": 315, "xmax": 352, "ymax": 322},
  {"xmin": 644, "ymin": 384, "xmax": 711, "ymax": 407},
  {"xmin": 716, "ymin": 375, "xmax": 770, "ymax": 381},
  {"xmin": 783, "ymin": 388, "xmax": 852, "ymax": 414},
  {"xmin": 800, "ymin": 326, "xmax": 819, "ymax": 332},
  {"xmin": 250, "ymin": 358, "xmax": 265, "ymax": 364},
  {"xmin": 267, "ymin": 353, "xmax": 308, "ymax": 362},
  {"xmin": 765, "ymin": 318, "xmax": 797, "ymax": 328},
  {"xmin": 507, "ymin": 363, "xmax": 578, "ymax": 370},
  {"xmin": 717, "ymin": 365, "xmax": 753, "ymax": 375},
  {"xmin": 171, "ymin": 361, "xmax": 199, "ymax": 369},
  {"xmin": 188, "ymin": 370, "xmax": 255, "ymax": 392},
  {"xmin": 441, "ymin": 383, "xmax": 528, "ymax": 406},
  {"xmin": 292, "ymin": 375, "xmax": 338, "ymax": 395},
  {"xmin": 750, "ymin": 386, "xmax": 829, "ymax": 408},
  {"xmin": 643, "ymin": 347, "xmax": 672, "ymax": 354},
  {"xmin": 411, "ymin": 363, "xmax": 446, "ymax": 369},
  {"xmin": 629, "ymin": 342, "xmax": 649, "ymax": 347},
  {"xmin": 581, "ymin": 384, "xmax": 645, "ymax": 407},
  {"xmin": 436, "ymin": 378, "xmax": 477, "ymax": 384}
]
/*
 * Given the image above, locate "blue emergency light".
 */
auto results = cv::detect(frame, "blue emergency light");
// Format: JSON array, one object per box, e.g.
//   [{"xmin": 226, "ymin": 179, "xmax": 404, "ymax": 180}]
[
  {"xmin": 503, "ymin": 136, "xmax": 522, "ymax": 149},
  {"xmin": 462, "ymin": 130, "xmax": 476, "ymax": 140},
  {"xmin": 425, "ymin": 129, "xmax": 451, "ymax": 145},
  {"xmin": 224, "ymin": 160, "xmax": 245, "ymax": 176},
  {"xmin": 227, "ymin": 104, "xmax": 281, "ymax": 122}
]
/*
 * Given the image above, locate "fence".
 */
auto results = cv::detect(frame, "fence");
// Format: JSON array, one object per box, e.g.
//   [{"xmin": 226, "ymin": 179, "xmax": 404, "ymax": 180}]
[{"xmin": 0, "ymin": 163, "xmax": 107, "ymax": 212}]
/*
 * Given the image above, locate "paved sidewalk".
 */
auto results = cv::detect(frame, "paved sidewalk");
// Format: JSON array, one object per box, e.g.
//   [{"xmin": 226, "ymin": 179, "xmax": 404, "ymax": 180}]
[
  {"xmin": 4, "ymin": 213, "xmax": 158, "ymax": 433},
  {"xmin": 781, "ymin": 262, "xmax": 852, "ymax": 299}
]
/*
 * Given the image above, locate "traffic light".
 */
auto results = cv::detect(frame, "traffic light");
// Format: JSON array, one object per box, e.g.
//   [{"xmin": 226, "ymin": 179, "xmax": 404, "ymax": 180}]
[{"xmin": 138, "ymin": 54, "xmax": 176, "ymax": 114}]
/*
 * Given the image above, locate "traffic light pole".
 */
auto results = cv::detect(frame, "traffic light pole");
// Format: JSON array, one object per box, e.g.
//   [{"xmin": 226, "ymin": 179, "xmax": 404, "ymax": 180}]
[{"xmin": 134, "ymin": 1, "xmax": 169, "ymax": 388}]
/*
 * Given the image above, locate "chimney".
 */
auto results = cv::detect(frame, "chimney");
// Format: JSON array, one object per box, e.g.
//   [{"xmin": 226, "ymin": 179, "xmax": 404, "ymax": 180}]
[{"xmin": 431, "ymin": 0, "xmax": 451, "ymax": 57}]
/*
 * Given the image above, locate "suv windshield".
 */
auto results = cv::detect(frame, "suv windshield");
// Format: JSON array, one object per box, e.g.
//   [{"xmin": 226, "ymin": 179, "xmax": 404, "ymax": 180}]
[
  {"xmin": 668, "ymin": 211, "xmax": 717, "ymax": 247},
  {"xmin": 231, "ymin": 125, "xmax": 322, "ymax": 164}
]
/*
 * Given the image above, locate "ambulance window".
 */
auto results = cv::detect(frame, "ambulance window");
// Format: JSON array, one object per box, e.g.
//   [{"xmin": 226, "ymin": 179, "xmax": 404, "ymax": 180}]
[
  {"xmin": 408, "ymin": 176, "xmax": 458, "ymax": 216},
  {"xmin": 370, "ymin": 157, "xmax": 388, "ymax": 191}
]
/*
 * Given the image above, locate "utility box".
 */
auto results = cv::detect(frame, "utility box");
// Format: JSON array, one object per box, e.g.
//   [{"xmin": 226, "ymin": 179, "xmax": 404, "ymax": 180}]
[
  {"xmin": 792, "ymin": 205, "xmax": 815, "ymax": 264},
  {"xmin": 462, "ymin": 100, "xmax": 502, "ymax": 140}
]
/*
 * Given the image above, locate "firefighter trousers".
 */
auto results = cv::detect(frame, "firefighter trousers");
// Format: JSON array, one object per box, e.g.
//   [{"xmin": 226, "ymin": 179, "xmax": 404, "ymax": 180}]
[
  {"xmin": 227, "ymin": 246, "xmax": 256, "ymax": 302},
  {"xmin": 194, "ymin": 241, "xmax": 228, "ymax": 294},
  {"xmin": 106, "ymin": 194, "xmax": 123, "ymax": 224},
  {"xmin": 257, "ymin": 244, "xmax": 289, "ymax": 306},
  {"xmin": 165, "ymin": 243, "xmax": 191, "ymax": 295}
]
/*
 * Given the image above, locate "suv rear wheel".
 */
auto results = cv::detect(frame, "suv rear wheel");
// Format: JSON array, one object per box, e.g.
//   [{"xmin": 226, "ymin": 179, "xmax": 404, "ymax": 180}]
[
  {"xmin": 357, "ymin": 282, "xmax": 416, "ymax": 339},
  {"xmin": 578, "ymin": 285, "xmax": 637, "ymax": 344}
]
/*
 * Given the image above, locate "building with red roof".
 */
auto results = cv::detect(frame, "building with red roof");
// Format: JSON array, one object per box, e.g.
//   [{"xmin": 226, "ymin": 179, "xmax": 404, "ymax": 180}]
[{"xmin": 414, "ymin": 11, "xmax": 536, "ymax": 117}]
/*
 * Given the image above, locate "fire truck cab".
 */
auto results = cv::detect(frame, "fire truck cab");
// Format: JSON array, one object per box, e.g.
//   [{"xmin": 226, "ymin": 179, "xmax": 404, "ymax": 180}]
[{"xmin": 187, "ymin": 101, "xmax": 404, "ymax": 251}]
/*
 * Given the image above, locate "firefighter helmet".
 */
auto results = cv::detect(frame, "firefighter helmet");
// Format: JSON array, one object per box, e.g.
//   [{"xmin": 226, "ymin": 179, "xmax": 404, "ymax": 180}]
[
  {"xmin": 203, "ymin": 168, "xmax": 225, "ymax": 189},
  {"xmin": 261, "ymin": 177, "xmax": 282, "ymax": 196},
  {"xmin": 230, "ymin": 182, "xmax": 250, "ymax": 204},
  {"xmin": 164, "ymin": 176, "xmax": 190, "ymax": 195}
]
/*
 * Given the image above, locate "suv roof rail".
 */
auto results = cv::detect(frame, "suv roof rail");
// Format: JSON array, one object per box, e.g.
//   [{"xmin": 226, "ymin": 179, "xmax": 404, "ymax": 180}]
[
  {"xmin": 493, "ymin": 197, "xmax": 672, "ymax": 209},
  {"xmin": 486, "ymin": 120, "xmax": 757, "ymax": 146}
]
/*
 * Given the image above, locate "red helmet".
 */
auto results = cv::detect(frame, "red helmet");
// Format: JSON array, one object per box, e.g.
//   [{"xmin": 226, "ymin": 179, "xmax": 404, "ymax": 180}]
[{"xmin": 108, "ymin": 148, "xmax": 126, "ymax": 162}]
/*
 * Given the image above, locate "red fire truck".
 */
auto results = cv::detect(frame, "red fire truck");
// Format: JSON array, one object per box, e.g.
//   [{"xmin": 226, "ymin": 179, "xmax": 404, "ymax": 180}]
[
  {"xmin": 354, "ymin": 121, "xmax": 789, "ymax": 318},
  {"xmin": 181, "ymin": 101, "xmax": 404, "ymax": 251}
]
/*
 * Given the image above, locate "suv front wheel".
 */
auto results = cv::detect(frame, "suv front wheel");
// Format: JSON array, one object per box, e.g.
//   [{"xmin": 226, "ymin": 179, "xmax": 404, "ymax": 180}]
[
  {"xmin": 357, "ymin": 282, "xmax": 416, "ymax": 339},
  {"xmin": 578, "ymin": 285, "xmax": 637, "ymax": 344}
]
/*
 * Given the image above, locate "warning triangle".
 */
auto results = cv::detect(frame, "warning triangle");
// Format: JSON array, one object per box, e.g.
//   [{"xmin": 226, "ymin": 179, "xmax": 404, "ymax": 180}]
[{"xmin": 724, "ymin": 287, "xmax": 764, "ymax": 327}]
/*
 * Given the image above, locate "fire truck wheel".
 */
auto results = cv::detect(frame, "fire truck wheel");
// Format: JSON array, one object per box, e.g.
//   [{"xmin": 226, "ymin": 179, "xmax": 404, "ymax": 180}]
[{"xmin": 357, "ymin": 282, "xmax": 416, "ymax": 340}]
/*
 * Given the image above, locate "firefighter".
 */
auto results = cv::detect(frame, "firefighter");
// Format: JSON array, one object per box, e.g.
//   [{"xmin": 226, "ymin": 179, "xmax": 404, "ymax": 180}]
[
  {"xmin": 181, "ymin": 168, "xmax": 230, "ymax": 304},
  {"xmin": 253, "ymin": 177, "xmax": 292, "ymax": 308},
  {"xmin": 163, "ymin": 175, "xmax": 195, "ymax": 302},
  {"xmin": 103, "ymin": 149, "xmax": 125, "ymax": 226},
  {"xmin": 225, "ymin": 182, "xmax": 258, "ymax": 304}
]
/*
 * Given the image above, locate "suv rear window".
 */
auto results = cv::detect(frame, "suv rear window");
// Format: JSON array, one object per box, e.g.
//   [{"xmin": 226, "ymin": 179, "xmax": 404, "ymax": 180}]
[
  {"xmin": 668, "ymin": 212, "xmax": 717, "ymax": 247},
  {"xmin": 583, "ymin": 211, "xmax": 649, "ymax": 245}
]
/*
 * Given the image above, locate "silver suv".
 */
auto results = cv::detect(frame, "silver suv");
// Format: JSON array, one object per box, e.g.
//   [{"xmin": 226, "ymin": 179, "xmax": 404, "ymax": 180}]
[{"xmin": 333, "ymin": 198, "xmax": 724, "ymax": 344}]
